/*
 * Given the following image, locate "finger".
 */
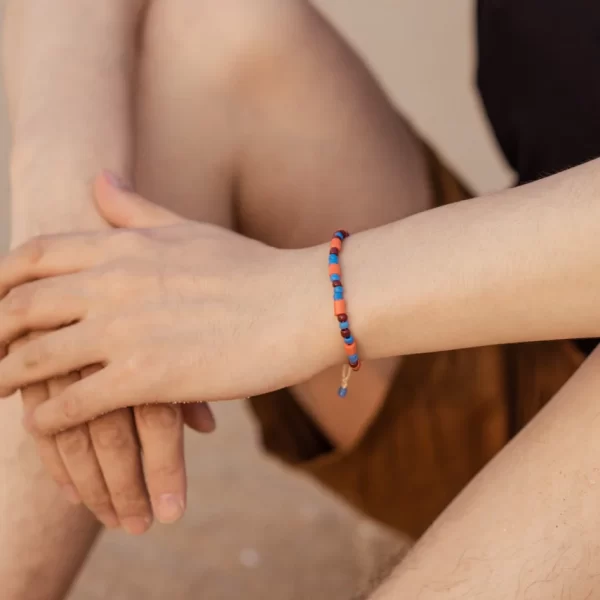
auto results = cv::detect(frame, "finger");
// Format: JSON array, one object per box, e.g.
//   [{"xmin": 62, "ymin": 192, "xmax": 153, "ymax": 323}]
[
  {"xmin": 0, "ymin": 232, "xmax": 109, "ymax": 298},
  {"xmin": 21, "ymin": 382, "xmax": 76, "ymax": 493},
  {"xmin": 0, "ymin": 320, "xmax": 107, "ymax": 397},
  {"xmin": 52, "ymin": 373, "xmax": 119, "ymax": 529},
  {"xmin": 182, "ymin": 403, "xmax": 216, "ymax": 434},
  {"xmin": 89, "ymin": 406, "xmax": 153, "ymax": 535},
  {"xmin": 33, "ymin": 366, "xmax": 160, "ymax": 434},
  {"xmin": 0, "ymin": 274, "xmax": 88, "ymax": 346},
  {"xmin": 11, "ymin": 334, "xmax": 74, "ymax": 494},
  {"xmin": 134, "ymin": 404, "xmax": 186, "ymax": 524},
  {"xmin": 83, "ymin": 361, "xmax": 152, "ymax": 535},
  {"xmin": 96, "ymin": 171, "xmax": 185, "ymax": 229}
]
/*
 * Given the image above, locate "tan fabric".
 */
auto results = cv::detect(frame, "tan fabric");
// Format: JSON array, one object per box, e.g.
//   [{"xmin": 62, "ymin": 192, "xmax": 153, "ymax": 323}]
[{"xmin": 249, "ymin": 149, "xmax": 585, "ymax": 539}]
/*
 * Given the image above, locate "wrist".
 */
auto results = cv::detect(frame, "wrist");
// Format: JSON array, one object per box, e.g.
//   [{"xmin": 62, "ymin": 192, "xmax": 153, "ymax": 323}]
[
  {"xmin": 286, "ymin": 245, "xmax": 344, "ymax": 371},
  {"xmin": 9, "ymin": 142, "xmax": 117, "ymax": 241},
  {"xmin": 333, "ymin": 230, "xmax": 396, "ymax": 362}
]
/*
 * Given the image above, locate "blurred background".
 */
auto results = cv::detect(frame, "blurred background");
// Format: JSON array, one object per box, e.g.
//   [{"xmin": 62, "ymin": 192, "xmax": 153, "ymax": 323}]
[{"xmin": 0, "ymin": 1, "xmax": 512, "ymax": 598}]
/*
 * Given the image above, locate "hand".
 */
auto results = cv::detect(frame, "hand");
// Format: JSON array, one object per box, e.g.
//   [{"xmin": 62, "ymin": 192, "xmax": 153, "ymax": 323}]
[
  {"xmin": 0, "ymin": 173, "xmax": 334, "ymax": 434},
  {"xmin": 8, "ymin": 174, "xmax": 216, "ymax": 532}
]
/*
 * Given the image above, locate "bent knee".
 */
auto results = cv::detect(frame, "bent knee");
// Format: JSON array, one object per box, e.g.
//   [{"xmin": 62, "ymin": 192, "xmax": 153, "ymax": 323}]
[{"xmin": 143, "ymin": 0, "xmax": 316, "ymax": 86}]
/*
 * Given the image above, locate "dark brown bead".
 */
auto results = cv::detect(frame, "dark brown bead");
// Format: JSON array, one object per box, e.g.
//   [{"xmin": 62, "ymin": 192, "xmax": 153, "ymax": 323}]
[
  {"xmin": 329, "ymin": 247, "xmax": 339, "ymax": 256},
  {"xmin": 339, "ymin": 230, "xmax": 350, "ymax": 239},
  {"xmin": 332, "ymin": 280, "xmax": 343, "ymax": 288},
  {"xmin": 350, "ymin": 360, "xmax": 361, "ymax": 371},
  {"xmin": 337, "ymin": 314, "xmax": 348, "ymax": 323},
  {"xmin": 341, "ymin": 329, "xmax": 352, "ymax": 339}
]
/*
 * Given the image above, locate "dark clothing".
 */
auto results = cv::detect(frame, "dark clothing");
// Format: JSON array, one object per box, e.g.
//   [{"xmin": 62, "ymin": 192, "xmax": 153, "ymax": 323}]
[{"xmin": 478, "ymin": 0, "xmax": 600, "ymax": 185}]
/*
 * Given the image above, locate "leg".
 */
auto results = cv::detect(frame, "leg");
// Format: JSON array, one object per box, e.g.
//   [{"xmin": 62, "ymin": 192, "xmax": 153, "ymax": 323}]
[{"xmin": 136, "ymin": 0, "xmax": 432, "ymax": 447}]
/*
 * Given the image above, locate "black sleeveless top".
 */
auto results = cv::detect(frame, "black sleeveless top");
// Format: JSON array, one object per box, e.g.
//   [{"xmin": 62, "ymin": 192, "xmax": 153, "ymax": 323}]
[
  {"xmin": 478, "ymin": 0, "xmax": 600, "ymax": 184},
  {"xmin": 477, "ymin": 0, "xmax": 600, "ymax": 352}
]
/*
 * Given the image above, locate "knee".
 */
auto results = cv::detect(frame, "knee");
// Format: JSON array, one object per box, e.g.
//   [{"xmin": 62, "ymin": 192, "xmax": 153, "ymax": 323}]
[{"xmin": 143, "ymin": 0, "xmax": 313, "ymax": 86}]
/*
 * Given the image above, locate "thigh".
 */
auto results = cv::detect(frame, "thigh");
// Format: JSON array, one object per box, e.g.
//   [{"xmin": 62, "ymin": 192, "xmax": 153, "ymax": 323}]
[
  {"xmin": 134, "ymin": 0, "xmax": 239, "ymax": 225},
  {"xmin": 234, "ymin": 2, "xmax": 432, "ymax": 246},
  {"xmin": 134, "ymin": 0, "xmax": 432, "ymax": 234}
]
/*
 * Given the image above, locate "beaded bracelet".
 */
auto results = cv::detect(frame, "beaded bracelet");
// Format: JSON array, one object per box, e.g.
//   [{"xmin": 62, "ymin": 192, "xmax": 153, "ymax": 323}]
[{"xmin": 329, "ymin": 229, "xmax": 361, "ymax": 398}]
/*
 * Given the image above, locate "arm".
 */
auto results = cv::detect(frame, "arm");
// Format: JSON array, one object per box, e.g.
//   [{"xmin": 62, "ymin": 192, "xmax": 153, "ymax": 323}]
[
  {"xmin": 368, "ymin": 347, "xmax": 600, "ymax": 599},
  {"xmin": 1, "ymin": 155, "xmax": 600, "ymax": 429},
  {"xmin": 344, "ymin": 157, "xmax": 600, "ymax": 359},
  {"xmin": 5, "ymin": 0, "xmax": 140, "ymax": 237},
  {"xmin": 1, "ymin": 0, "xmax": 140, "ymax": 597}
]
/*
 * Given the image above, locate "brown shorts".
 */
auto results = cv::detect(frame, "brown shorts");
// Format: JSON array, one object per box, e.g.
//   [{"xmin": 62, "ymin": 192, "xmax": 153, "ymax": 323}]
[{"xmin": 249, "ymin": 149, "xmax": 585, "ymax": 539}]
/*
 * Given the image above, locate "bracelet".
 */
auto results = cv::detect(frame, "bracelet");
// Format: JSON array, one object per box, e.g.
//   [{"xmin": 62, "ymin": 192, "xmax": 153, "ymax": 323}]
[{"xmin": 329, "ymin": 230, "xmax": 361, "ymax": 398}]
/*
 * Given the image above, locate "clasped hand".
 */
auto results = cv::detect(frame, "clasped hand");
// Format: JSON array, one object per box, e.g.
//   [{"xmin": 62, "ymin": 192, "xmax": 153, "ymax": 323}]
[{"xmin": 0, "ymin": 174, "xmax": 331, "ymax": 531}]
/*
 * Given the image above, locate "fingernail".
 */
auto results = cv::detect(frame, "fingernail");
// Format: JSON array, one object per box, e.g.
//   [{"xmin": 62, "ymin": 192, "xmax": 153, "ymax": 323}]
[
  {"xmin": 62, "ymin": 484, "xmax": 81, "ymax": 505},
  {"xmin": 156, "ymin": 494, "xmax": 184, "ymax": 524},
  {"xmin": 121, "ymin": 516, "xmax": 152, "ymax": 536},
  {"xmin": 103, "ymin": 170, "xmax": 133, "ymax": 192}
]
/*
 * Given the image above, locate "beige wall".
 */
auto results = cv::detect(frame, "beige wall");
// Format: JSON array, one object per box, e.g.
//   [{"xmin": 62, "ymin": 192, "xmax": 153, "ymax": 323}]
[{"xmin": 0, "ymin": 0, "xmax": 511, "ymax": 252}]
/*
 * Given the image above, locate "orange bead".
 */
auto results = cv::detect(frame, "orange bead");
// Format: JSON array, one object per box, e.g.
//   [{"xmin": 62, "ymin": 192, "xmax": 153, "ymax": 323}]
[
  {"xmin": 330, "ymin": 238, "xmax": 342, "ymax": 251},
  {"xmin": 329, "ymin": 264, "xmax": 342, "ymax": 277},
  {"xmin": 344, "ymin": 342, "xmax": 357, "ymax": 356},
  {"xmin": 334, "ymin": 299, "xmax": 346, "ymax": 316}
]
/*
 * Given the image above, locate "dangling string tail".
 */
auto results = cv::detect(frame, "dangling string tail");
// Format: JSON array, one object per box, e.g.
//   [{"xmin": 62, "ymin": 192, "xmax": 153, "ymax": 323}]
[{"xmin": 328, "ymin": 230, "xmax": 361, "ymax": 398}]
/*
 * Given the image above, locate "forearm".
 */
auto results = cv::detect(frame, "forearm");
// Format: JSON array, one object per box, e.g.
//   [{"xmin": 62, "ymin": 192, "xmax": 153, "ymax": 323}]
[
  {"xmin": 340, "ymin": 158, "xmax": 600, "ymax": 359},
  {"xmin": 4, "ymin": 0, "xmax": 141, "ymax": 237},
  {"xmin": 1, "ymin": 2, "xmax": 140, "ymax": 597},
  {"xmin": 0, "ymin": 399, "xmax": 100, "ymax": 600},
  {"xmin": 369, "ymin": 348, "xmax": 600, "ymax": 599}
]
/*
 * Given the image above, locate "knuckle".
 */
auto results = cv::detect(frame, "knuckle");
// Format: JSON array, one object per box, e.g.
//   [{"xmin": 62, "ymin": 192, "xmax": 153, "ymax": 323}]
[
  {"xmin": 91, "ymin": 415, "xmax": 136, "ymax": 451},
  {"xmin": 3, "ymin": 287, "xmax": 32, "ymax": 319},
  {"xmin": 111, "ymin": 488, "xmax": 150, "ymax": 515},
  {"xmin": 19, "ymin": 236, "xmax": 47, "ymax": 266},
  {"xmin": 137, "ymin": 404, "xmax": 181, "ymax": 430},
  {"xmin": 22, "ymin": 340, "xmax": 50, "ymax": 370},
  {"xmin": 146, "ymin": 459, "xmax": 184, "ymax": 482},
  {"xmin": 62, "ymin": 390, "xmax": 84, "ymax": 421},
  {"xmin": 57, "ymin": 426, "xmax": 91, "ymax": 455}
]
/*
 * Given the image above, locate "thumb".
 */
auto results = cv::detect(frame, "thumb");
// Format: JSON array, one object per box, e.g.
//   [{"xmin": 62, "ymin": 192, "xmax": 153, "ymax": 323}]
[{"xmin": 94, "ymin": 171, "xmax": 184, "ymax": 229}]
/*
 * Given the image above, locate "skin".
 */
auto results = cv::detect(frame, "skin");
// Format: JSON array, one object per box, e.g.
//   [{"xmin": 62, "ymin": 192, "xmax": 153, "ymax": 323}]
[
  {"xmin": 2, "ymin": 157, "xmax": 600, "ymax": 428},
  {"xmin": 2, "ymin": 152, "xmax": 600, "ymax": 600},
  {"xmin": 4, "ymin": 0, "xmax": 220, "ymax": 537},
  {"xmin": 369, "ymin": 347, "xmax": 600, "ymax": 599},
  {"xmin": 7, "ymin": 0, "xmax": 600, "ymax": 598},
  {"xmin": 3, "ymin": 0, "xmax": 430, "ymax": 596}
]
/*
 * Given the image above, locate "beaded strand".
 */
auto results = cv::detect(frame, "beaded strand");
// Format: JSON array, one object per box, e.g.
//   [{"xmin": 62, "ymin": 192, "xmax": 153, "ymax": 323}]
[{"xmin": 328, "ymin": 230, "xmax": 361, "ymax": 397}]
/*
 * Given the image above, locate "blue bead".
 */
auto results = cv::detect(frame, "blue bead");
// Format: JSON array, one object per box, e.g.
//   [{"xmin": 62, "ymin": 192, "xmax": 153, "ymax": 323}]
[
  {"xmin": 344, "ymin": 336, "xmax": 355, "ymax": 345},
  {"xmin": 334, "ymin": 232, "xmax": 345, "ymax": 241},
  {"xmin": 328, "ymin": 254, "xmax": 339, "ymax": 265},
  {"xmin": 330, "ymin": 274, "xmax": 341, "ymax": 282},
  {"xmin": 348, "ymin": 354, "xmax": 359, "ymax": 363},
  {"xmin": 334, "ymin": 284, "xmax": 343, "ymax": 292},
  {"xmin": 339, "ymin": 321, "xmax": 349, "ymax": 330},
  {"xmin": 334, "ymin": 292, "xmax": 344, "ymax": 300},
  {"xmin": 338, "ymin": 387, "xmax": 348, "ymax": 398}
]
